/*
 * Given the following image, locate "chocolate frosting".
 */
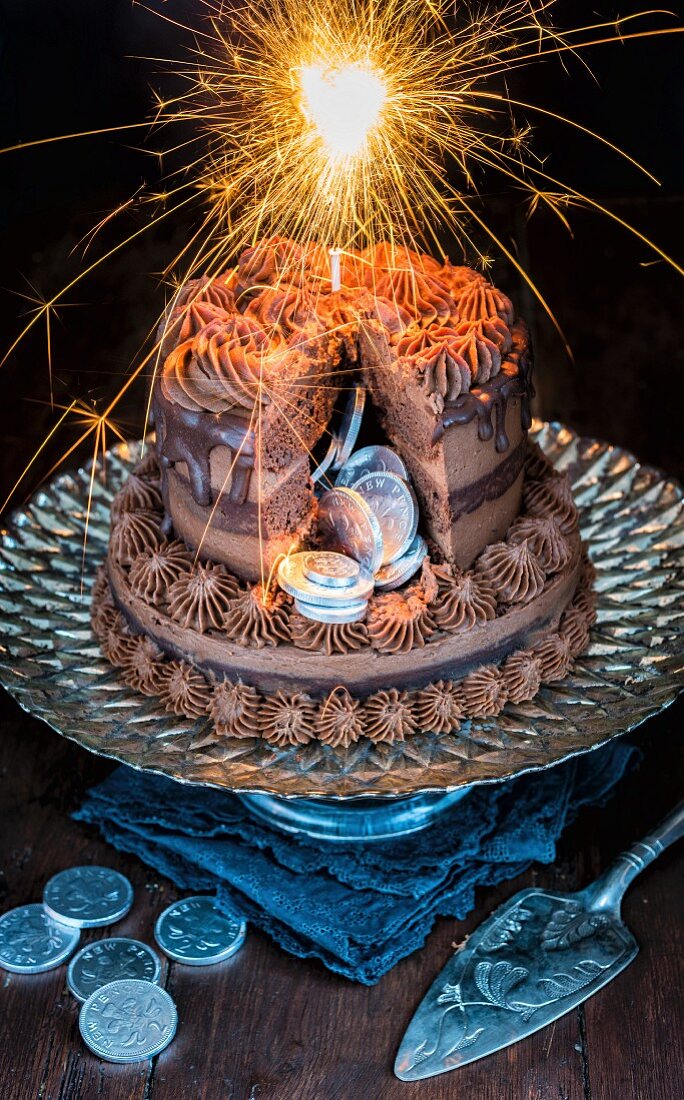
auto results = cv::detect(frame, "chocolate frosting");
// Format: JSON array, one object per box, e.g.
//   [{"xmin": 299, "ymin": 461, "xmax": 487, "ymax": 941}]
[
  {"xmin": 259, "ymin": 689, "xmax": 316, "ymax": 746},
  {"xmin": 153, "ymin": 386, "xmax": 255, "ymax": 508},
  {"xmin": 132, "ymin": 450, "xmax": 162, "ymax": 484},
  {"xmin": 396, "ymin": 325, "xmax": 472, "ymax": 408},
  {"xmin": 461, "ymin": 664, "xmax": 508, "ymax": 717},
  {"xmin": 477, "ymin": 538, "xmax": 545, "ymax": 605},
  {"xmin": 158, "ymin": 659, "xmax": 211, "ymax": 718},
  {"xmin": 120, "ymin": 635, "xmax": 166, "ymax": 696},
  {"xmin": 367, "ymin": 588, "xmax": 436, "ymax": 653},
  {"xmin": 532, "ymin": 634, "xmax": 573, "ymax": 682},
  {"xmin": 435, "ymin": 321, "xmax": 534, "ymax": 452},
  {"xmin": 362, "ymin": 687, "xmax": 416, "ymax": 743},
  {"xmin": 372, "ymin": 267, "xmax": 455, "ymax": 329},
  {"xmin": 448, "ymin": 440, "xmax": 525, "ymax": 523},
  {"xmin": 455, "ymin": 279, "xmax": 515, "ymax": 325},
  {"xmin": 508, "ymin": 515, "xmax": 571, "ymax": 574},
  {"xmin": 224, "ymin": 584, "xmax": 290, "ymax": 648},
  {"xmin": 524, "ymin": 441, "xmax": 553, "ymax": 483},
  {"xmin": 502, "ymin": 648, "xmax": 542, "ymax": 703},
  {"xmin": 100, "ymin": 618, "xmax": 138, "ymax": 665},
  {"xmin": 444, "ymin": 319, "xmax": 505, "ymax": 385},
  {"xmin": 244, "ymin": 283, "xmax": 322, "ymax": 344},
  {"xmin": 112, "ymin": 475, "xmax": 163, "ymax": 520},
  {"xmin": 128, "ymin": 540, "xmax": 192, "ymax": 604},
  {"xmin": 411, "ymin": 680, "xmax": 464, "ymax": 734},
  {"xmin": 316, "ymin": 687, "xmax": 363, "ymax": 748},
  {"xmin": 524, "ymin": 474, "xmax": 579, "ymax": 535},
  {"xmin": 431, "ymin": 567, "xmax": 497, "ymax": 632},
  {"xmin": 209, "ymin": 678, "xmax": 261, "ymax": 738},
  {"xmin": 236, "ymin": 236, "xmax": 307, "ymax": 295},
  {"xmin": 168, "ymin": 562, "xmax": 241, "ymax": 633},
  {"xmin": 559, "ymin": 605, "xmax": 592, "ymax": 656},
  {"xmin": 289, "ymin": 612, "xmax": 369, "ymax": 656},
  {"xmin": 161, "ymin": 316, "xmax": 273, "ymax": 414},
  {"xmin": 109, "ymin": 510, "xmax": 163, "ymax": 567}
]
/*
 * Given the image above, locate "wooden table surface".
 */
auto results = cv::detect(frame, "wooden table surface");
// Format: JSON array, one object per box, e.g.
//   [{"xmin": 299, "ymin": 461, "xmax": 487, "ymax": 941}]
[{"xmin": 0, "ymin": 691, "xmax": 682, "ymax": 1100}]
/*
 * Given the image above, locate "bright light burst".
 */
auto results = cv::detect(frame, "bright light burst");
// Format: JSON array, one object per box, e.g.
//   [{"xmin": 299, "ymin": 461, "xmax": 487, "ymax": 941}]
[
  {"xmin": 0, "ymin": 0, "xmax": 682, "ymax": 520},
  {"xmin": 151, "ymin": 0, "xmax": 683, "ymax": 279}
]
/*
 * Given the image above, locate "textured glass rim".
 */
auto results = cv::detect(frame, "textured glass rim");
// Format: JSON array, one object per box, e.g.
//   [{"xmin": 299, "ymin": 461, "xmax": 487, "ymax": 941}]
[{"xmin": 0, "ymin": 420, "xmax": 682, "ymax": 800}]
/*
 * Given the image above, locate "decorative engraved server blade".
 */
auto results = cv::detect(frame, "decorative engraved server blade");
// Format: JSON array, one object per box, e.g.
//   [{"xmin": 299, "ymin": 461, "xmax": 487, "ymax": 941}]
[{"xmin": 395, "ymin": 803, "xmax": 684, "ymax": 1081}]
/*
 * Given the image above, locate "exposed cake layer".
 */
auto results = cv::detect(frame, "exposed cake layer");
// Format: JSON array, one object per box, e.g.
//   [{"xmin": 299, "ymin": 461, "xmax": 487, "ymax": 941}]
[{"xmin": 361, "ymin": 319, "xmax": 532, "ymax": 567}]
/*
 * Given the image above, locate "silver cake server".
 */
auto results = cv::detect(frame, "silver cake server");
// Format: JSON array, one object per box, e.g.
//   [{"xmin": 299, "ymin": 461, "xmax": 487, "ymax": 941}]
[{"xmin": 395, "ymin": 800, "xmax": 684, "ymax": 1081}]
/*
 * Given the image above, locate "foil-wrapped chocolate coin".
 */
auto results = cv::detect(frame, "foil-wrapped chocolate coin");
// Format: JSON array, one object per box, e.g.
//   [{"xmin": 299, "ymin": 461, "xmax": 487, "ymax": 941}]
[
  {"xmin": 335, "ymin": 445, "xmax": 409, "ymax": 488},
  {"xmin": 301, "ymin": 550, "xmax": 360, "ymax": 589},
  {"xmin": 43, "ymin": 867, "xmax": 134, "ymax": 929},
  {"xmin": 154, "ymin": 896, "xmax": 246, "ymax": 966},
  {"xmin": 68, "ymin": 938, "xmax": 161, "ymax": 1002},
  {"xmin": 317, "ymin": 487, "xmax": 384, "ymax": 574},
  {"xmin": 352, "ymin": 471, "xmax": 419, "ymax": 565},
  {"xmin": 331, "ymin": 386, "xmax": 366, "ymax": 470},
  {"xmin": 279, "ymin": 550, "xmax": 374, "ymax": 607},
  {"xmin": 293, "ymin": 596, "xmax": 368, "ymax": 624},
  {"xmin": 0, "ymin": 903, "xmax": 80, "ymax": 974},
  {"xmin": 374, "ymin": 534, "xmax": 428, "ymax": 591},
  {"xmin": 79, "ymin": 979, "xmax": 177, "ymax": 1062}
]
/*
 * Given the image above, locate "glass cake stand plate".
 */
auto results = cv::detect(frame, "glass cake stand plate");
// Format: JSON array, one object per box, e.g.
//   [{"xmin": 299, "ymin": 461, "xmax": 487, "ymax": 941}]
[{"xmin": 0, "ymin": 422, "xmax": 682, "ymax": 840}]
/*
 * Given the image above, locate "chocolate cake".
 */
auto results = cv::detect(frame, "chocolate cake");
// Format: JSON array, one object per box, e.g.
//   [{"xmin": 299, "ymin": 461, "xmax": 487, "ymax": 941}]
[{"xmin": 93, "ymin": 237, "xmax": 595, "ymax": 747}]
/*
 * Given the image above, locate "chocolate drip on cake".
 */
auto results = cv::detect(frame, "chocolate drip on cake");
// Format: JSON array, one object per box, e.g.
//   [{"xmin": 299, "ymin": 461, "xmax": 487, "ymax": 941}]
[
  {"xmin": 437, "ymin": 324, "xmax": 534, "ymax": 452},
  {"xmin": 154, "ymin": 387, "xmax": 255, "ymax": 507}
]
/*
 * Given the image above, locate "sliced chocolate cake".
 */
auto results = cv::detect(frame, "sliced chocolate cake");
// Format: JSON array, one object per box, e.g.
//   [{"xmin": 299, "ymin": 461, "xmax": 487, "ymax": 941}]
[{"xmin": 95, "ymin": 236, "xmax": 593, "ymax": 747}]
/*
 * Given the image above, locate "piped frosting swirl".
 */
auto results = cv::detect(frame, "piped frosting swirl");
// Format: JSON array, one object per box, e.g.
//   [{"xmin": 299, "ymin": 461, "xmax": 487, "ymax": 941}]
[
  {"xmin": 223, "ymin": 584, "xmax": 290, "ymax": 647},
  {"xmin": 316, "ymin": 687, "xmax": 363, "ymax": 748},
  {"xmin": 477, "ymin": 539, "xmax": 545, "ymax": 605},
  {"xmin": 168, "ymin": 562, "xmax": 241, "ymax": 633},
  {"xmin": 161, "ymin": 316, "xmax": 273, "ymax": 413},
  {"xmin": 209, "ymin": 678, "xmax": 261, "ymax": 738}
]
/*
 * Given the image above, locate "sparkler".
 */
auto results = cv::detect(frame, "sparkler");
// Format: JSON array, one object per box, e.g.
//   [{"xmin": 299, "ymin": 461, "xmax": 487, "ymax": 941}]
[{"xmin": 0, "ymin": 0, "xmax": 682, "ymax": 552}]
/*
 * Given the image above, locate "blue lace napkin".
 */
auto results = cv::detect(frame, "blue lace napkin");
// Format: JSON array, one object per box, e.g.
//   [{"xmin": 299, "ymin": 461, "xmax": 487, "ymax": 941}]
[{"xmin": 75, "ymin": 741, "xmax": 636, "ymax": 984}]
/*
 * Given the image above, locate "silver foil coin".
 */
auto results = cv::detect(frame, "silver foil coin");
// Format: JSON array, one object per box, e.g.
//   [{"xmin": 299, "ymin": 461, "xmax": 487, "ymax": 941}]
[
  {"xmin": 278, "ymin": 551, "xmax": 374, "ymax": 608},
  {"xmin": 310, "ymin": 436, "xmax": 338, "ymax": 486},
  {"xmin": 374, "ymin": 534, "xmax": 428, "ymax": 591},
  {"xmin": 301, "ymin": 550, "xmax": 360, "ymax": 589},
  {"xmin": 317, "ymin": 487, "xmax": 384, "ymax": 574},
  {"xmin": 43, "ymin": 867, "xmax": 134, "ymax": 929},
  {"xmin": 79, "ymin": 978, "xmax": 177, "ymax": 1063},
  {"xmin": 293, "ymin": 596, "xmax": 368, "ymax": 624},
  {"xmin": 67, "ymin": 938, "xmax": 161, "ymax": 1002},
  {"xmin": 154, "ymin": 896, "xmax": 247, "ymax": 966},
  {"xmin": 0, "ymin": 903, "xmax": 80, "ymax": 974},
  {"xmin": 331, "ymin": 386, "xmax": 366, "ymax": 470},
  {"xmin": 352, "ymin": 471, "xmax": 419, "ymax": 565},
  {"xmin": 335, "ymin": 445, "xmax": 409, "ymax": 488}
]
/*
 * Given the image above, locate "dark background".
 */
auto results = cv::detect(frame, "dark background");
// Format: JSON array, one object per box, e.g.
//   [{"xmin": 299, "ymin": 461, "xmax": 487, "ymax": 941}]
[
  {"xmin": 0, "ymin": 0, "xmax": 682, "ymax": 506},
  {"xmin": 0, "ymin": 7, "xmax": 682, "ymax": 1096}
]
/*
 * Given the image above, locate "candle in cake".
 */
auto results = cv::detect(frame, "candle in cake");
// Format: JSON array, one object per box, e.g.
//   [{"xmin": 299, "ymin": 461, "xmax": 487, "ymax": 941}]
[{"xmin": 329, "ymin": 249, "xmax": 342, "ymax": 292}]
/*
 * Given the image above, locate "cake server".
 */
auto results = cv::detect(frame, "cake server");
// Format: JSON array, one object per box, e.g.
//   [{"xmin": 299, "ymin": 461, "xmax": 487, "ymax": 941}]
[{"xmin": 395, "ymin": 801, "xmax": 684, "ymax": 1081}]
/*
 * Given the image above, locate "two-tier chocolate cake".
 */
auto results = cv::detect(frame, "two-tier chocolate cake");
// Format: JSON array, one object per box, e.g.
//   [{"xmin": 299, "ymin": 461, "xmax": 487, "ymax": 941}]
[{"xmin": 92, "ymin": 237, "xmax": 595, "ymax": 748}]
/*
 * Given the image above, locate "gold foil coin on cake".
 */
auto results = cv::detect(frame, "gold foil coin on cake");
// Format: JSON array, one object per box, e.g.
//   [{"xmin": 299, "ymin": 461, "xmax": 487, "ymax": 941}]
[
  {"xmin": 335, "ymin": 445, "xmax": 409, "ymax": 488},
  {"xmin": 278, "ymin": 550, "xmax": 374, "ymax": 607},
  {"xmin": 317, "ymin": 487, "xmax": 384, "ymax": 574},
  {"xmin": 352, "ymin": 471, "xmax": 419, "ymax": 566}
]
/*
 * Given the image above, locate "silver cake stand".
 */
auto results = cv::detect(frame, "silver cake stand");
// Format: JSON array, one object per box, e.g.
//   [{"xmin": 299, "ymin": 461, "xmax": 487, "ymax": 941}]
[{"xmin": 0, "ymin": 421, "xmax": 682, "ymax": 841}]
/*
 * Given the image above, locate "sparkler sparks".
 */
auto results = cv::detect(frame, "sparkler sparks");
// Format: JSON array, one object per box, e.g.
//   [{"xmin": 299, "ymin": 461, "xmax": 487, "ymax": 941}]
[{"xmin": 0, "ymin": 0, "xmax": 682, "ymax": 540}]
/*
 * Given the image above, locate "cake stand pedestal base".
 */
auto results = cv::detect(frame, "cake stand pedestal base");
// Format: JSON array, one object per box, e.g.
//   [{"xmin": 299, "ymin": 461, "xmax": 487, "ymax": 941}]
[{"xmin": 236, "ymin": 789, "xmax": 470, "ymax": 842}]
